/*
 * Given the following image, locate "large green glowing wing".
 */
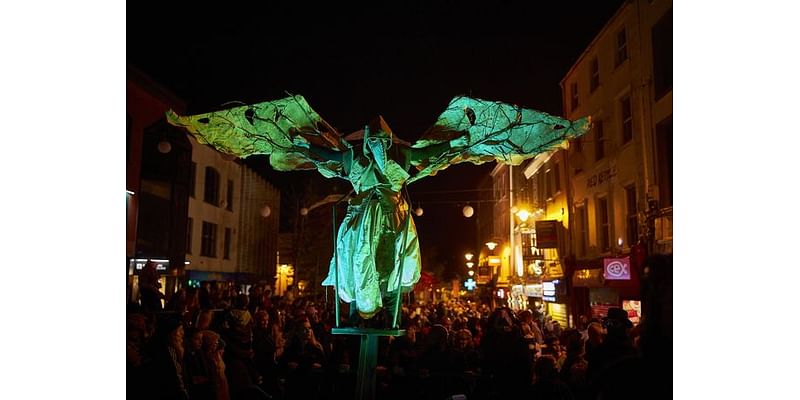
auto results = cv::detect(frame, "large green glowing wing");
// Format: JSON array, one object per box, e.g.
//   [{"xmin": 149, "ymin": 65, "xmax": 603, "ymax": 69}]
[
  {"xmin": 408, "ymin": 96, "xmax": 591, "ymax": 183},
  {"xmin": 166, "ymin": 95, "xmax": 350, "ymax": 178}
]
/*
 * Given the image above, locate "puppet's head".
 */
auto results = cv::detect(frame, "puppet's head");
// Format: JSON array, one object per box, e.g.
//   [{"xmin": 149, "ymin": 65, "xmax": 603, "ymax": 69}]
[{"xmin": 363, "ymin": 116, "xmax": 394, "ymax": 172}]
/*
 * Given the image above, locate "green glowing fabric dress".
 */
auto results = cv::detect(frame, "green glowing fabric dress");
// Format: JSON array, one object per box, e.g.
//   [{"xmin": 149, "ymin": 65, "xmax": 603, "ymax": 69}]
[{"xmin": 167, "ymin": 94, "xmax": 590, "ymax": 320}]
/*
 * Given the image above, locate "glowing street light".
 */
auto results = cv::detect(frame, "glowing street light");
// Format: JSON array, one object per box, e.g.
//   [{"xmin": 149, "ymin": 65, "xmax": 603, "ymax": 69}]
[
  {"xmin": 465, "ymin": 253, "xmax": 474, "ymax": 261},
  {"xmin": 516, "ymin": 208, "xmax": 530, "ymax": 222},
  {"xmin": 466, "ymin": 262, "xmax": 474, "ymax": 268},
  {"xmin": 468, "ymin": 270, "xmax": 474, "ymax": 276},
  {"xmin": 485, "ymin": 241, "xmax": 498, "ymax": 251}
]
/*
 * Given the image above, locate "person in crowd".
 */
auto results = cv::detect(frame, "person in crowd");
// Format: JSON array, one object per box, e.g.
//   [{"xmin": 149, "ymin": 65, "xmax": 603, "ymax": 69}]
[
  {"xmin": 529, "ymin": 355, "xmax": 575, "ymax": 400},
  {"xmin": 559, "ymin": 329, "xmax": 589, "ymax": 400},
  {"xmin": 252, "ymin": 310, "xmax": 280, "ymax": 398},
  {"xmin": 479, "ymin": 307, "xmax": 532, "ymax": 398},
  {"xmin": 139, "ymin": 260, "xmax": 164, "ymax": 312},
  {"xmin": 146, "ymin": 316, "xmax": 190, "ymax": 400},
  {"xmin": 447, "ymin": 328, "xmax": 481, "ymax": 398},
  {"xmin": 202, "ymin": 330, "xmax": 231, "ymax": 400},
  {"xmin": 280, "ymin": 317, "xmax": 326, "ymax": 399},
  {"xmin": 184, "ymin": 328, "xmax": 214, "ymax": 400}
]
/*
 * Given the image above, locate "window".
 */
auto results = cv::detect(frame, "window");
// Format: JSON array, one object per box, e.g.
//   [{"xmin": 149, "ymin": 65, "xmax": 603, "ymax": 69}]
[
  {"xmin": 204, "ymin": 167, "xmax": 220, "ymax": 206},
  {"xmin": 537, "ymin": 172, "xmax": 546, "ymax": 206},
  {"xmin": 597, "ymin": 197, "xmax": 610, "ymax": 252},
  {"xmin": 201, "ymin": 221, "xmax": 217, "ymax": 257},
  {"xmin": 226, "ymin": 179, "xmax": 234, "ymax": 211},
  {"xmin": 625, "ymin": 185, "xmax": 638, "ymax": 246},
  {"xmin": 615, "ymin": 27, "xmax": 628, "ymax": 67},
  {"xmin": 186, "ymin": 218, "xmax": 193, "ymax": 254},
  {"xmin": 554, "ymin": 163, "xmax": 561, "ymax": 193},
  {"xmin": 652, "ymin": 9, "xmax": 673, "ymax": 99},
  {"xmin": 594, "ymin": 120, "xmax": 605, "ymax": 161},
  {"xmin": 189, "ymin": 162, "xmax": 197, "ymax": 198},
  {"xmin": 545, "ymin": 168, "xmax": 553, "ymax": 199},
  {"xmin": 576, "ymin": 205, "xmax": 588, "ymax": 256},
  {"xmin": 127, "ymin": 114, "xmax": 132, "ymax": 161},
  {"xmin": 589, "ymin": 57, "xmax": 600, "ymax": 92},
  {"xmin": 570, "ymin": 82, "xmax": 579, "ymax": 111},
  {"xmin": 656, "ymin": 117, "xmax": 673, "ymax": 207},
  {"xmin": 223, "ymin": 227, "xmax": 232, "ymax": 260},
  {"xmin": 621, "ymin": 95, "xmax": 633, "ymax": 143}
]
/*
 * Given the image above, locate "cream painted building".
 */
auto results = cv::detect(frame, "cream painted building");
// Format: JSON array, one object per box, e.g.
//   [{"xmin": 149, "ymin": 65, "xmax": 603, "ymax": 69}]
[
  {"xmin": 185, "ymin": 135, "xmax": 280, "ymax": 283},
  {"xmin": 561, "ymin": 0, "xmax": 672, "ymax": 261}
]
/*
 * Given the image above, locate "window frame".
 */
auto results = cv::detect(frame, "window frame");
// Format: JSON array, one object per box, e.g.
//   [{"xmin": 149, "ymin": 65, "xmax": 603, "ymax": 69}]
[{"xmin": 615, "ymin": 27, "xmax": 629, "ymax": 68}]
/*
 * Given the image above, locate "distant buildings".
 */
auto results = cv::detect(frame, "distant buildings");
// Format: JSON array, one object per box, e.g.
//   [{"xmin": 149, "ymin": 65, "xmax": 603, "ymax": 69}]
[
  {"xmin": 484, "ymin": 0, "xmax": 672, "ymax": 327},
  {"xmin": 127, "ymin": 66, "xmax": 280, "ymax": 304}
]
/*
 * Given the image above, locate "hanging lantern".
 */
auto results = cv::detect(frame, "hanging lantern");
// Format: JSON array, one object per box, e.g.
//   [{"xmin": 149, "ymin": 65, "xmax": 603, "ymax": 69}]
[
  {"xmin": 300, "ymin": 207, "xmax": 309, "ymax": 216},
  {"xmin": 415, "ymin": 207, "xmax": 424, "ymax": 217},
  {"xmin": 260, "ymin": 205, "xmax": 272, "ymax": 218},
  {"xmin": 462, "ymin": 205, "xmax": 474, "ymax": 218},
  {"xmin": 157, "ymin": 140, "xmax": 172, "ymax": 154}
]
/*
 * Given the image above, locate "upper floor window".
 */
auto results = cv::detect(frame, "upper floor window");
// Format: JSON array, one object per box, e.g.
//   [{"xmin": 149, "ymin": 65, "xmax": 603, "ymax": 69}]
[
  {"xmin": 589, "ymin": 57, "xmax": 600, "ymax": 92},
  {"xmin": 226, "ymin": 179, "xmax": 234, "ymax": 211},
  {"xmin": 200, "ymin": 221, "xmax": 217, "ymax": 257},
  {"xmin": 223, "ymin": 227, "xmax": 232, "ymax": 260},
  {"xmin": 625, "ymin": 185, "xmax": 638, "ymax": 246},
  {"xmin": 576, "ymin": 204, "xmax": 588, "ymax": 257},
  {"xmin": 615, "ymin": 27, "xmax": 628, "ymax": 67},
  {"xmin": 554, "ymin": 162, "xmax": 561, "ymax": 193},
  {"xmin": 186, "ymin": 218, "xmax": 193, "ymax": 254},
  {"xmin": 621, "ymin": 95, "xmax": 633, "ymax": 144},
  {"xmin": 597, "ymin": 196, "xmax": 610, "ymax": 252},
  {"xmin": 652, "ymin": 9, "xmax": 673, "ymax": 99},
  {"xmin": 204, "ymin": 167, "xmax": 220, "ymax": 206},
  {"xmin": 189, "ymin": 162, "xmax": 197, "ymax": 198},
  {"xmin": 570, "ymin": 82, "xmax": 579, "ymax": 111},
  {"xmin": 594, "ymin": 120, "xmax": 605, "ymax": 161}
]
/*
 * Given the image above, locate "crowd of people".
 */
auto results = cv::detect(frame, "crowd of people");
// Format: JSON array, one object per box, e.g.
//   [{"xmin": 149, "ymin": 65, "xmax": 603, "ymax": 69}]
[{"xmin": 127, "ymin": 280, "xmax": 668, "ymax": 400}]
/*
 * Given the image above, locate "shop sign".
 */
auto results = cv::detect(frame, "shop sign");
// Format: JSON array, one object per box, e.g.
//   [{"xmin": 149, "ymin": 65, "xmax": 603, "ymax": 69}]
[
  {"xmin": 622, "ymin": 300, "xmax": 642, "ymax": 325},
  {"xmin": 542, "ymin": 280, "xmax": 560, "ymax": 302},
  {"xmin": 130, "ymin": 258, "xmax": 168, "ymax": 272},
  {"xmin": 524, "ymin": 284, "xmax": 543, "ymax": 297},
  {"xmin": 535, "ymin": 220, "xmax": 559, "ymax": 249},
  {"xmin": 488, "ymin": 256, "xmax": 502, "ymax": 265},
  {"xmin": 603, "ymin": 257, "xmax": 631, "ymax": 280}
]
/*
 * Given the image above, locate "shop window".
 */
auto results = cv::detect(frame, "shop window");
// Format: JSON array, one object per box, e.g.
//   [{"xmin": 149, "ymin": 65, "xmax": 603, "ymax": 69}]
[
  {"xmin": 615, "ymin": 27, "xmax": 628, "ymax": 68},
  {"xmin": 201, "ymin": 221, "xmax": 217, "ymax": 257},
  {"xmin": 625, "ymin": 185, "xmax": 638, "ymax": 246},
  {"xmin": 204, "ymin": 167, "xmax": 220, "ymax": 206},
  {"xmin": 621, "ymin": 95, "xmax": 633, "ymax": 144},
  {"xmin": 589, "ymin": 57, "xmax": 600, "ymax": 93}
]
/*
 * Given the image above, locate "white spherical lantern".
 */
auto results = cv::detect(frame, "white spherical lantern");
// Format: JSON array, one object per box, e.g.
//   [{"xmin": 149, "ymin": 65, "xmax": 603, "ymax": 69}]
[
  {"xmin": 462, "ymin": 205, "xmax": 474, "ymax": 218},
  {"xmin": 415, "ymin": 207, "xmax": 424, "ymax": 217},
  {"xmin": 260, "ymin": 205, "xmax": 272, "ymax": 218},
  {"xmin": 300, "ymin": 207, "xmax": 309, "ymax": 216},
  {"xmin": 157, "ymin": 140, "xmax": 172, "ymax": 154}
]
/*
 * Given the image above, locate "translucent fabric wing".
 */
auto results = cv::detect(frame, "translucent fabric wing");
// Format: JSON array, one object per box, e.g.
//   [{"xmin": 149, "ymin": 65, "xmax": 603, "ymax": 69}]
[
  {"xmin": 166, "ymin": 95, "xmax": 350, "ymax": 178},
  {"xmin": 408, "ymin": 96, "xmax": 591, "ymax": 183}
]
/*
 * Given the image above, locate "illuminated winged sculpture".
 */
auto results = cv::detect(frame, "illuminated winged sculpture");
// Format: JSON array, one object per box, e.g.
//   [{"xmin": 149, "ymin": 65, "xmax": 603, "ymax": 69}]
[{"xmin": 167, "ymin": 95, "xmax": 590, "ymax": 325}]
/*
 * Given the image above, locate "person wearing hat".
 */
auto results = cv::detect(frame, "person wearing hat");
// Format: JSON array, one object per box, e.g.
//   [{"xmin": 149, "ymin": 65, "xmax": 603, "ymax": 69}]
[{"xmin": 586, "ymin": 307, "xmax": 637, "ymax": 392}]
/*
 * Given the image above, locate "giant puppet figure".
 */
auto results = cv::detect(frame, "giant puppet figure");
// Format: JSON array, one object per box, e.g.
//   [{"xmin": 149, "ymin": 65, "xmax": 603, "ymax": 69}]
[{"xmin": 167, "ymin": 95, "xmax": 590, "ymax": 325}]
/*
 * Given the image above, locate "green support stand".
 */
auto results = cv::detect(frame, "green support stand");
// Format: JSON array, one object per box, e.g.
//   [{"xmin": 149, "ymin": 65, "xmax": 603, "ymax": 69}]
[{"xmin": 331, "ymin": 327, "xmax": 405, "ymax": 400}]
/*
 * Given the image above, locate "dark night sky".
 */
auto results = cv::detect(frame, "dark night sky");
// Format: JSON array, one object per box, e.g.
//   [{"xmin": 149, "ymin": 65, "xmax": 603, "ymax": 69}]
[{"xmin": 128, "ymin": 1, "xmax": 624, "ymax": 275}]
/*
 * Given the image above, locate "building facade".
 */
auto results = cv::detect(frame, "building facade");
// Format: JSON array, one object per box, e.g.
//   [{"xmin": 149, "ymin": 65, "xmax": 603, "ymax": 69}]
[{"xmin": 559, "ymin": 0, "xmax": 672, "ymax": 323}]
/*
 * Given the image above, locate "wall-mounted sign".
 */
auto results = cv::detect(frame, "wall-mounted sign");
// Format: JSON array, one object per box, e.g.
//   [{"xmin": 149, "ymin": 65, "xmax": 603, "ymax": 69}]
[
  {"xmin": 464, "ymin": 279, "xmax": 477, "ymax": 291},
  {"xmin": 130, "ymin": 258, "xmax": 168, "ymax": 272},
  {"xmin": 488, "ymin": 256, "xmax": 502, "ymax": 265},
  {"xmin": 535, "ymin": 220, "xmax": 559, "ymax": 249},
  {"xmin": 622, "ymin": 300, "xmax": 642, "ymax": 325},
  {"xmin": 603, "ymin": 257, "xmax": 631, "ymax": 280},
  {"xmin": 587, "ymin": 166, "xmax": 617, "ymax": 189},
  {"xmin": 524, "ymin": 284, "xmax": 543, "ymax": 297},
  {"xmin": 542, "ymin": 280, "xmax": 560, "ymax": 302}
]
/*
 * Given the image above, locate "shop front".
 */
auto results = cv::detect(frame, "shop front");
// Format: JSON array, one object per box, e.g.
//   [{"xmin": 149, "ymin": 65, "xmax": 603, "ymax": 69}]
[
  {"xmin": 571, "ymin": 255, "xmax": 641, "ymax": 324},
  {"xmin": 542, "ymin": 279, "xmax": 570, "ymax": 328},
  {"xmin": 128, "ymin": 258, "xmax": 170, "ymax": 305}
]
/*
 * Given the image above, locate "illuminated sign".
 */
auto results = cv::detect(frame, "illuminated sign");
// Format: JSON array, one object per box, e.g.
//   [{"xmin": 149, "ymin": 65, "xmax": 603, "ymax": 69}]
[
  {"xmin": 535, "ymin": 220, "xmax": 559, "ymax": 249},
  {"xmin": 524, "ymin": 284, "xmax": 543, "ymax": 297},
  {"xmin": 496, "ymin": 288, "xmax": 505, "ymax": 299},
  {"xmin": 603, "ymin": 257, "xmax": 631, "ymax": 280},
  {"xmin": 542, "ymin": 280, "xmax": 560, "ymax": 302},
  {"xmin": 488, "ymin": 256, "xmax": 502, "ymax": 265},
  {"xmin": 130, "ymin": 258, "xmax": 168, "ymax": 271},
  {"xmin": 622, "ymin": 300, "xmax": 642, "ymax": 324},
  {"xmin": 464, "ymin": 279, "xmax": 477, "ymax": 291}
]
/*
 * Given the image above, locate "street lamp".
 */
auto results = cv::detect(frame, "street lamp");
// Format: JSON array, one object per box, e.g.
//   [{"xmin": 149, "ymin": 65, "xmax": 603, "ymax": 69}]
[
  {"xmin": 466, "ymin": 262, "xmax": 474, "ymax": 268},
  {"xmin": 465, "ymin": 253, "xmax": 474, "ymax": 261},
  {"xmin": 485, "ymin": 241, "xmax": 498, "ymax": 251}
]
